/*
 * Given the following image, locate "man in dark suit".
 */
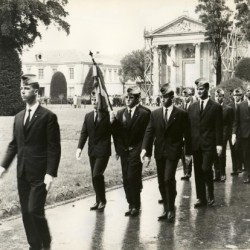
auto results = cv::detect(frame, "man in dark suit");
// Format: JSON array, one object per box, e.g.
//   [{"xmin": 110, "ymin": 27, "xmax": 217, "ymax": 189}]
[
  {"xmin": 232, "ymin": 85, "xmax": 250, "ymax": 183},
  {"xmin": 188, "ymin": 78, "xmax": 223, "ymax": 208},
  {"xmin": 180, "ymin": 87, "xmax": 195, "ymax": 181},
  {"xmin": 213, "ymin": 88, "xmax": 234, "ymax": 182},
  {"xmin": 230, "ymin": 88, "xmax": 244, "ymax": 175},
  {"xmin": 76, "ymin": 102, "xmax": 115, "ymax": 211},
  {"xmin": 0, "ymin": 74, "xmax": 61, "ymax": 250},
  {"xmin": 113, "ymin": 86, "xmax": 150, "ymax": 217},
  {"xmin": 141, "ymin": 84, "xmax": 192, "ymax": 222}
]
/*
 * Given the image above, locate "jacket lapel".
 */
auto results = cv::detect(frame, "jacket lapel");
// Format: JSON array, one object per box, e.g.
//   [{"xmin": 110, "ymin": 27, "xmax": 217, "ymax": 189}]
[
  {"xmin": 200, "ymin": 99, "xmax": 212, "ymax": 120},
  {"xmin": 159, "ymin": 107, "xmax": 165, "ymax": 129},
  {"xmin": 165, "ymin": 106, "xmax": 177, "ymax": 130},
  {"xmin": 128, "ymin": 106, "xmax": 140, "ymax": 130},
  {"xmin": 26, "ymin": 105, "xmax": 41, "ymax": 131}
]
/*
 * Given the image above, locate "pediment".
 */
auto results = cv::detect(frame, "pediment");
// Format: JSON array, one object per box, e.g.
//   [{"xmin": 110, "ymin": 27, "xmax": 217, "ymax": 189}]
[{"xmin": 152, "ymin": 16, "xmax": 206, "ymax": 35}]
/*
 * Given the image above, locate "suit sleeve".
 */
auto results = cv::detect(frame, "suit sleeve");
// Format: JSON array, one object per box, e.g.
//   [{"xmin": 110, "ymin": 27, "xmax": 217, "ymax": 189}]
[
  {"xmin": 46, "ymin": 113, "xmax": 61, "ymax": 177},
  {"xmin": 141, "ymin": 112, "xmax": 155, "ymax": 157},
  {"xmin": 1, "ymin": 118, "xmax": 17, "ymax": 169},
  {"xmin": 232, "ymin": 105, "xmax": 240, "ymax": 139},
  {"xmin": 216, "ymin": 104, "xmax": 223, "ymax": 146},
  {"xmin": 77, "ymin": 114, "xmax": 89, "ymax": 150},
  {"xmin": 182, "ymin": 111, "xmax": 192, "ymax": 155}
]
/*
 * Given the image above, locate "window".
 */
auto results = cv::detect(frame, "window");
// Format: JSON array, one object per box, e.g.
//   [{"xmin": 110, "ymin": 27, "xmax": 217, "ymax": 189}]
[
  {"xmin": 38, "ymin": 69, "xmax": 44, "ymax": 79},
  {"xmin": 69, "ymin": 68, "xmax": 74, "ymax": 79}
]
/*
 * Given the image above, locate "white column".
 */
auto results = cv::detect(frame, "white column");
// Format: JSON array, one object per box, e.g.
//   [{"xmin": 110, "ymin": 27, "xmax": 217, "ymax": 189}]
[
  {"xmin": 170, "ymin": 44, "xmax": 176, "ymax": 89},
  {"xmin": 194, "ymin": 43, "xmax": 201, "ymax": 79},
  {"xmin": 153, "ymin": 46, "xmax": 160, "ymax": 96},
  {"xmin": 161, "ymin": 48, "xmax": 167, "ymax": 85}
]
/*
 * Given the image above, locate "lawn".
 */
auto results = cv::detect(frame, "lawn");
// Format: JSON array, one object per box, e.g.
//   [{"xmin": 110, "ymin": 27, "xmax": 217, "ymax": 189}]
[{"xmin": 0, "ymin": 104, "xmax": 157, "ymax": 216}]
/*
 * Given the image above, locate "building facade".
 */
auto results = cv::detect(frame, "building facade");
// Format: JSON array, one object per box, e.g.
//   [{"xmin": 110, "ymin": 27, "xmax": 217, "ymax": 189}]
[
  {"xmin": 145, "ymin": 15, "xmax": 216, "ymax": 95},
  {"xmin": 21, "ymin": 50, "xmax": 123, "ymax": 98}
]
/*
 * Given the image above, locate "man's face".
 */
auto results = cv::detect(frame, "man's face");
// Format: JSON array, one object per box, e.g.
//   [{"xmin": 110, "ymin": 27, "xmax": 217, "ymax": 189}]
[
  {"xmin": 197, "ymin": 85, "xmax": 208, "ymax": 100},
  {"xmin": 246, "ymin": 87, "xmax": 250, "ymax": 100},
  {"xmin": 234, "ymin": 94, "xmax": 242, "ymax": 103},
  {"xmin": 161, "ymin": 93, "xmax": 173, "ymax": 108},
  {"xmin": 125, "ymin": 94, "xmax": 139, "ymax": 108},
  {"xmin": 215, "ymin": 93, "xmax": 224, "ymax": 104},
  {"xmin": 20, "ymin": 85, "xmax": 37, "ymax": 104},
  {"xmin": 183, "ymin": 92, "xmax": 192, "ymax": 103}
]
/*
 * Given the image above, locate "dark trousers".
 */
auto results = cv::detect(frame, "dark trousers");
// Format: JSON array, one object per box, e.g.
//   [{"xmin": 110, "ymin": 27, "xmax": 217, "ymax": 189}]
[
  {"xmin": 181, "ymin": 146, "xmax": 192, "ymax": 176},
  {"xmin": 89, "ymin": 156, "xmax": 109, "ymax": 204},
  {"xmin": 155, "ymin": 157, "xmax": 179, "ymax": 211},
  {"xmin": 214, "ymin": 137, "xmax": 228, "ymax": 178},
  {"xmin": 241, "ymin": 137, "xmax": 250, "ymax": 177},
  {"xmin": 229, "ymin": 139, "xmax": 243, "ymax": 172},
  {"xmin": 18, "ymin": 176, "xmax": 51, "ymax": 250},
  {"xmin": 120, "ymin": 152, "xmax": 142, "ymax": 210},
  {"xmin": 193, "ymin": 149, "xmax": 215, "ymax": 202}
]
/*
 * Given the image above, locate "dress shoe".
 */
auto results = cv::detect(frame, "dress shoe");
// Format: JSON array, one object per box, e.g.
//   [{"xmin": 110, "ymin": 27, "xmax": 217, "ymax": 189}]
[
  {"xmin": 158, "ymin": 211, "xmax": 167, "ymax": 221},
  {"xmin": 124, "ymin": 209, "xmax": 132, "ymax": 216},
  {"xmin": 90, "ymin": 202, "xmax": 99, "ymax": 211},
  {"xmin": 181, "ymin": 175, "xmax": 190, "ymax": 181},
  {"xmin": 243, "ymin": 179, "xmax": 250, "ymax": 184},
  {"xmin": 158, "ymin": 199, "xmax": 164, "ymax": 204},
  {"xmin": 220, "ymin": 175, "xmax": 226, "ymax": 182},
  {"xmin": 130, "ymin": 208, "xmax": 139, "ymax": 217},
  {"xmin": 208, "ymin": 199, "xmax": 215, "ymax": 207},
  {"xmin": 97, "ymin": 202, "xmax": 106, "ymax": 211},
  {"xmin": 213, "ymin": 177, "xmax": 220, "ymax": 182},
  {"xmin": 231, "ymin": 172, "xmax": 239, "ymax": 176},
  {"xmin": 167, "ymin": 211, "xmax": 175, "ymax": 223},
  {"xmin": 194, "ymin": 199, "xmax": 207, "ymax": 208}
]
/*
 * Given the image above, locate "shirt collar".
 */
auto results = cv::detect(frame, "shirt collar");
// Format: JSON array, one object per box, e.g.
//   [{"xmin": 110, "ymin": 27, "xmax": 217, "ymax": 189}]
[
  {"xmin": 200, "ymin": 97, "xmax": 209, "ymax": 105},
  {"xmin": 127, "ymin": 104, "xmax": 138, "ymax": 112},
  {"xmin": 26, "ymin": 101, "xmax": 39, "ymax": 112},
  {"xmin": 163, "ymin": 104, "xmax": 173, "ymax": 112}
]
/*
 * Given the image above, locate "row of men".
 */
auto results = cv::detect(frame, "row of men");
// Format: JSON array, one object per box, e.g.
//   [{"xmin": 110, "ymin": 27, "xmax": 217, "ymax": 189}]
[{"xmin": 0, "ymin": 74, "xmax": 249, "ymax": 249}]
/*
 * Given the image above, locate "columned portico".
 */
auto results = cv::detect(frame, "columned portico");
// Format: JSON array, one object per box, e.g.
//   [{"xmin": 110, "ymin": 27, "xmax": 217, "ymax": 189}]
[
  {"xmin": 194, "ymin": 43, "xmax": 201, "ymax": 79},
  {"xmin": 170, "ymin": 44, "xmax": 176, "ymax": 89},
  {"xmin": 153, "ymin": 47, "xmax": 160, "ymax": 95}
]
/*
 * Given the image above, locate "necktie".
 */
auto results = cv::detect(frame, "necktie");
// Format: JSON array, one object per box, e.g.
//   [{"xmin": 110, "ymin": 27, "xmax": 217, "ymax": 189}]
[
  {"xmin": 127, "ymin": 109, "xmax": 132, "ymax": 124},
  {"xmin": 24, "ymin": 109, "xmax": 31, "ymax": 131},
  {"xmin": 200, "ymin": 101, "xmax": 204, "ymax": 115},
  {"xmin": 165, "ymin": 108, "xmax": 168, "ymax": 124},
  {"xmin": 185, "ymin": 103, "xmax": 188, "ymax": 110}
]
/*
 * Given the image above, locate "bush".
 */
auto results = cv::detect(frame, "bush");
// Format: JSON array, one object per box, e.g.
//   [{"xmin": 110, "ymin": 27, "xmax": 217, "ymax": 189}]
[
  {"xmin": 50, "ymin": 71, "xmax": 67, "ymax": 103},
  {"xmin": 235, "ymin": 57, "xmax": 250, "ymax": 82},
  {"xmin": 0, "ymin": 47, "xmax": 24, "ymax": 115}
]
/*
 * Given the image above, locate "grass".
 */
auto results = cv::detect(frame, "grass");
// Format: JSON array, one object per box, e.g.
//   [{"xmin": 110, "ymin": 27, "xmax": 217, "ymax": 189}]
[{"xmin": 0, "ymin": 104, "xmax": 157, "ymax": 215}]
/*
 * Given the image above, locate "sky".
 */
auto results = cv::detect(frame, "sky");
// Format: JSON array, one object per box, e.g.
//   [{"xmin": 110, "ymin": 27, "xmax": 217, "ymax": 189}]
[{"xmin": 27, "ymin": 0, "xmax": 236, "ymax": 56}]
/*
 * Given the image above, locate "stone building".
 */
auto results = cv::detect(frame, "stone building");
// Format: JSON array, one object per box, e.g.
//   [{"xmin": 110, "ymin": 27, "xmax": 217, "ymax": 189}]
[
  {"xmin": 21, "ymin": 50, "xmax": 123, "ymax": 98},
  {"xmin": 145, "ymin": 15, "xmax": 216, "ymax": 95}
]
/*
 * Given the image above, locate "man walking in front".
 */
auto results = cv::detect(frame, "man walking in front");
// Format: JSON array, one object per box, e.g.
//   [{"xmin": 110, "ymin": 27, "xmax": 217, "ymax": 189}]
[
  {"xmin": 0, "ymin": 74, "xmax": 61, "ymax": 250},
  {"xmin": 189, "ymin": 78, "xmax": 223, "ymax": 208},
  {"xmin": 114, "ymin": 86, "xmax": 150, "ymax": 217},
  {"xmin": 141, "ymin": 84, "xmax": 192, "ymax": 222}
]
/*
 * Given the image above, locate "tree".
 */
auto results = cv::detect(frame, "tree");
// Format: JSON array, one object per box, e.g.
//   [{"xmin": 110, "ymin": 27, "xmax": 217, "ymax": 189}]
[
  {"xmin": 50, "ymin": 71, "xmax": 67, "ymax": 104},
  {"xmin": 195, "ymin": 0, "xmax": 233, "ymax": 85},
  {"xmin": 235, "ymin": 57, "xmax": 250, "ymax": 82},
  {"xmin": 120, "ymin": 49, "xmax": 145, "ymax": 84},
  {"xmin": 234, "ymin": 0, "xmax": 250, "ymax": 41},
  {"xmin": 0, "ymin": 0, "xmax": 70, "ymax": 115}
]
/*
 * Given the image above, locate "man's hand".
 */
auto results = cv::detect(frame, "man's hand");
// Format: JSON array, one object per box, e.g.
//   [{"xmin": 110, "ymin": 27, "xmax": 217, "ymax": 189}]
[
  {"xmin": 109, "ymin": 111, "xmax": 116, "ymax": 123},
  {"xmin": 116, "ymin": 154, "xmax": 120, "ymax": 160},
  {"xmin": 140, "ymin": 149, "xmax": 147, "ymax": 163},
  {"xmin": 216, "ymin": 146, "xmax": 223, "ymax": 157},
  {"xmin": 76, "ymin": 148, "xmax": 82, "ymax": 160},
  {"xmin": 44, "ymin": 174, "xmax": 54, "ymax": 192},
  {"xmin": 185, "ymin": 155, "xmax": 192, "ymax": 166},
  {"xmin": 231, "ymin": 134, "xmax": 236, "ymax": 145},
  {"xmin": 0, "ymin": 166, "xmax": 6, "ymax": 178}
]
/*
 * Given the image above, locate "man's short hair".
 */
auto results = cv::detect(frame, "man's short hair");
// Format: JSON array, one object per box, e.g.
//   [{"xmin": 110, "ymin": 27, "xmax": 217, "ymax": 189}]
[
  {"xmin": 21, "ymin": 74, "xmax": 40, "ymax": 90},
  {"xmin": 215, "ymin": 88, "xmax": 225, "ymax": 96},
  {"xmin": 195, "ymin": 78, "xmax": 209, "ymax": 89},
  {"xmin": 160, "ymin": 83, "xmax": 174, "ymax": 97},
  {"xmin": 182, "ymin": 87, "xmax": 193, "ymax": 96},
  {"xmin": 233, "ymin": 87, "xmax": 243, "ymax": 96},
  {"xmin": 127, "ymin": 86, "xmax": 141, "ymax": 97}
]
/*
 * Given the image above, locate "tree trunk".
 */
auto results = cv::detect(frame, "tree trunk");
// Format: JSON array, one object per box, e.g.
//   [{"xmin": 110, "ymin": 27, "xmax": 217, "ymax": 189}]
[
  {"xmin": 216, "ymin": 55, "xmax": 222, "ymax": 85},
  {"xmin": 0, "ymin": 45, "xmax": 24, "ymax": 115}
]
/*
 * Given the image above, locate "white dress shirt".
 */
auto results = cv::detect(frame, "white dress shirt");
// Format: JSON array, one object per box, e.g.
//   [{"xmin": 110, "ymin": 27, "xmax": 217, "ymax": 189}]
[
  {"xmin": 163, "ymin": 104, "xmax": 173, "ymax": 120},
  {"xmin": 24, "ymin": 101, "xmax": 39, "ymax": 124},
  {"xmin": 199, "ymin": 97, "xmax": 209, "ymax": 110},
  {"xmin": 127, "ymin": 104, "xmax": 139, "ymax": 118}
]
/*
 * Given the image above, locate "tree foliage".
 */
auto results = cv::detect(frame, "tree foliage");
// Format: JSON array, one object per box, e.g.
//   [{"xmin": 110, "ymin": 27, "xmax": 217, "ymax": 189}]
[
  {"xmin": 0, "ymin": 0, "xmax": 70, "ymax": 52},
  {"xmin": 195, "ymin": 0, "xmax": 233, "ymax": 85},
  {"xmin": 234, "ymin": 0, "xmax": 250, "ymax": 41},
  {"xmin": 234, "ymin": 57, "xmax": 250, "ymax": 81},
  {"xmin": 50, "ymin": 71, "xmax": 67, "ymax": 103},
  {"xmin": 82, "ymin": 66, "xmax": 95, "ymax": 96},
  {"xmin": 120, "ymin": 50, "xmax": 145, "ymax": 83}
]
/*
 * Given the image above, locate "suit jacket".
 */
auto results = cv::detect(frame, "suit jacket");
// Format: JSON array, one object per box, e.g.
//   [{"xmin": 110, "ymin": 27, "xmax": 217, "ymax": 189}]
[
  {"xmin": 1, "ymin": 105, "xmax": 61, "ymax": 179},
  {"xmin": 188, "ymin": 99, "xmax": 223, "ymax": 152},
  {"xmin": 222, "ymin": 103, "xmax": 234, "ymax": 139},
  {"xmin": 78, "ymin": 111, "xmax": 113, "ymax": 157},
  {"xmin": 114, "ymin": 105, "xmax": 150, "ymax": 157},
  {"xmin": 233, "ymin": 100, "xmax": 250, "ymax": 139},
  {"xmin": 142, "ymin": 106, "xmax": 192, "ymax": 160}
]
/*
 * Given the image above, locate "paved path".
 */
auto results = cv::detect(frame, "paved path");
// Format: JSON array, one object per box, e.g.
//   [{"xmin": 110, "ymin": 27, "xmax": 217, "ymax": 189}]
[{"xmin": 1, "ymin": 168, "xmax": 250, "ymax": 249}]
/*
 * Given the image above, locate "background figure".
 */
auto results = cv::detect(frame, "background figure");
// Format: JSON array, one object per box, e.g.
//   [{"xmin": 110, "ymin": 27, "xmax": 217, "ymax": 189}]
[
  {"xmin": 173, "ymin": 96, "xmax": 183, "ymax": 109},
  {"xmin": 0, "ymin": 74, "xmax": 61, "ymax": 250},
  {"xmin": 189, "ymin": 78, "xmax": 223, "ymax": 208},
  {"xmin": 213, "ymin": 88, "xmax": 234, "ymax": 182},
  {"xmin": 141, "ymin": 84, "xmax": 192, "ymax": 222},
  {"xmin": 232, "ymin": 85, "xmax": 250, "ymax": 184},
  {"xmin": 73, "ymin": 94, "xmax": 77, "ymax": 108},
  {"xmin": 180, "ymin": 87, "xmax": 195, "ymax": 181},
  {"xmin": 76, "ymin": 105, "xmax": 115, "ymax": 211},
  {"xmin": 230, "ymin": 88, "xmax": 244, "ymax": 176},
  {"xmin": 113, "ymin": 86, "xmax": 150, "ymax": 217}
]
